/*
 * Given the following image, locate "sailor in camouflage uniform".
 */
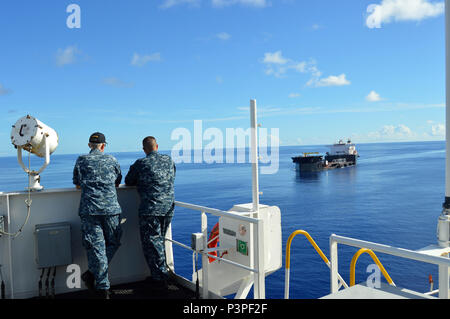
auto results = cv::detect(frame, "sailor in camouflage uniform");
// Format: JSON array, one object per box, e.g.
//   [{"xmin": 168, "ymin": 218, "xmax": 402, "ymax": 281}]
[
  {"xmin": 125, "ymin": 136, "xmax": 175, "ymax": 286},
  {"xmin": 73, "ymin": 132, "xmax": 123, "ymax": 299}
]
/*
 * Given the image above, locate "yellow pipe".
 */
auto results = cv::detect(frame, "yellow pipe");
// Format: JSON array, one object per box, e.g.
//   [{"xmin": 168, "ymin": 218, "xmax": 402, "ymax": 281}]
[
  {"xmin": 350, "ymin": 248, "xmax": 394, "ymax": 287},
  {"xmin": 286, "ymin": 230, "xmax": 329, "ymax": 270}
]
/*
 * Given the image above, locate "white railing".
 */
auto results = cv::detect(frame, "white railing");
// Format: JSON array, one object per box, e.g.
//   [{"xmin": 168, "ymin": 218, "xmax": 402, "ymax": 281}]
[
  {"xmin": 166, "ymin": 200, "xmax": 265, "ymax": 299},
  {"xmin": 330, "ymin": 234, "xmax": 450, "ymax": 299}
]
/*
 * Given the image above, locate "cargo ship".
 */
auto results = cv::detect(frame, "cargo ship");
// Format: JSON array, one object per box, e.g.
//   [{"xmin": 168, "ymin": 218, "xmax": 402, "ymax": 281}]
[{"xmin": 292, "ymin": 139, "xmax": 358, "ymax": 172}]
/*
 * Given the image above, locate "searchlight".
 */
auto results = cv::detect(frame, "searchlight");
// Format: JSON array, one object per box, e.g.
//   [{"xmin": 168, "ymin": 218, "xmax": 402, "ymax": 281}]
[{"xmin": 10, "ymin": 115, "xmax": 59, "ymax": 191}]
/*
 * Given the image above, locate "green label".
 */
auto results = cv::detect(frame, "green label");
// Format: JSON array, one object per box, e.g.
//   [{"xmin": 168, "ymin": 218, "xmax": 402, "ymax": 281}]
[{"xmin": 236, "ymin": 239, "xmax": 248, "ymax": 256}]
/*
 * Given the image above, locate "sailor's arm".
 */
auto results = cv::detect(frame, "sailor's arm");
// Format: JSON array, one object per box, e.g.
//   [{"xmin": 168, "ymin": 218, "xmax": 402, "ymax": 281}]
[
  {"xmin": 73, "ymin": 158, "xmax": 81, "ymax": 189},
  {"xmin": 125, "ymin": 161, "xmax": 138, "ymax": 186},
  {"xmin": 115, "ymin": 160, "xmax": 122, "ymax": 187}
]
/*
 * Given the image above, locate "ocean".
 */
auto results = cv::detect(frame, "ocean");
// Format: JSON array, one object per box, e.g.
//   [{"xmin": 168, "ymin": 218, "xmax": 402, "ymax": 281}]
[{"xmin": 0, "ymin": 140, "xmax": 445, "ymax": 299}]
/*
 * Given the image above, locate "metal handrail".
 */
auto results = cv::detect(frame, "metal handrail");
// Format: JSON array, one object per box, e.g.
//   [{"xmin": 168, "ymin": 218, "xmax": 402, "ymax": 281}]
[
  {"xmin": 171, "ymin": 201, "xmax": 266, "ymax": 299},
  {"xmin": 330, "ymin": 234, "xmax": 450, "ymax": 298},
  {"xmin": 349, "ymin": 248, "xmax": 395, "ymax": 287},
  {"xmin": 284, "ymin": 230, "xmax": 348, "ymax": 299}
]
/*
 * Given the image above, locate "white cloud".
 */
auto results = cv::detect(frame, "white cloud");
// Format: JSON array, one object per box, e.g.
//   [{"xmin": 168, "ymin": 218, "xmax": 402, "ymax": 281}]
[
  {"xmin": 263, "ymin": 51, "xmax": 288, "ymax": 65},
  {"xmin": 288, "ymin": 93, "xmax": 301, "ymax": 98},
  {"xmin": 160, "ymin": 0, "xmax": 200, "ymax": 9},
  {"xmin": 102, "ymin": 77, "xmax": 135, "ymax": 88},
  {"xmin": 216, "ymin": 32, "xmax": 231, "ymax": 40},
  {"xmin": 366, "ymin": 0, "xmax": 444, "ymax": 29},
  {"xmin": 431, "ymin": 123, "xmax": 445, "ymax": 136},
  {"xmin": 131, "ymin": 53, "xmax": 161, "ymax": 67},
  {"xmin": 366, "ymin": 90, "xmax": 382, "ymax": 102},
  {"xmin": 262, "ymin": 51, "xmax": 349, "ymax": 88},
  {"xmin": 262, "ymin": 52, "xmax": 320, "ymax": 78},
  {"xmin": 308, "ymin": 74, "xmax": 351, "ymax": 88},
  {"xmin": 212, "ymin": 0, "xmax": 268, "ymax": 7},
  {"xmin": 0, "ymin": 84, "xmax": 11, "ymax": 96},
  {"xmin": 56, "ymin": 45, "xmax": 79, "ymax": 67},
  {"xmin": 365, "ymin": 124, "xmax": 416, "ymax": 140}
]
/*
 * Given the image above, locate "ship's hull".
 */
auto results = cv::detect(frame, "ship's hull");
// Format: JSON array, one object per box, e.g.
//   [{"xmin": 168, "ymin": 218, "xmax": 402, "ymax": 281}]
[{"xmin": 292, "ymin": 154, "xmax": 357, "ymax": 172}]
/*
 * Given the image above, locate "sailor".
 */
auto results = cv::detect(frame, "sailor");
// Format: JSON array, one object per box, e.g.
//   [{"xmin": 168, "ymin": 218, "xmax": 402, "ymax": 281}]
[
  {"xmin": 125, "ymin": 136, "xmax": 176, "ymax": 288},
  {"xmin": 73, "ymin": 132, "xmax": 123, "ymax": 299}
]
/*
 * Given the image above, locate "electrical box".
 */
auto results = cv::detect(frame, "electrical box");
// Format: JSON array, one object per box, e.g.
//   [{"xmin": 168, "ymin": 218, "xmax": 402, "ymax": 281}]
[
  {"xmin": 191, "ymin": 233, "xmax": 204, "ymax": 251},
  {"xmin": 34, "ymin": 222, "xmax": 72, "ymax": 268}
]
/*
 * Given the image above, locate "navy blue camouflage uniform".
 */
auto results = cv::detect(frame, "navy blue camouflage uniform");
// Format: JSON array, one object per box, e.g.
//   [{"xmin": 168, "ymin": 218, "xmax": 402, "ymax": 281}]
[
  {"xmin": 73, "ymin": 148, "xmax": 123, "ymax": 290},
  {"xmin": 125, "ymin": 151, "xmax": 175, "ymax": 281}
]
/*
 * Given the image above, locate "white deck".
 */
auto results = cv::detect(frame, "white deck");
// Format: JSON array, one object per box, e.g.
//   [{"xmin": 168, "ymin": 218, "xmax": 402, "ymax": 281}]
[{"xmin": 321, "ymin": 282, "xmax": 436, "ymax": 299}]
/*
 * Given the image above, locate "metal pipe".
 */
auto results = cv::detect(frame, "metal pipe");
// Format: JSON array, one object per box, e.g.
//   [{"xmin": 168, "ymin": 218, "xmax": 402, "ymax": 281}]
[
  {"xmin": 175, "ymin": 201, "xmax": 258, "ymax": 223},
  {"xmin": 285, "ymin": 230, "xmax": 348, "ymax": 299},
  {"xmin": 446, "ymin": 0, "xmax": 450, "ymax": 203},
  {"xmin": 440, "ymin": 0, "xmax": 450, "ymax": 249},
  {"xmin": 331, "ymin": 234, "xmax": 450, "ymax": 267},
  {"xmin": 250, "ymin": 100, "xmax": 260, "ymax": 213},
  {"xmin": 349, "ymin": 248, "xmax": 395, "ymax": 287}
]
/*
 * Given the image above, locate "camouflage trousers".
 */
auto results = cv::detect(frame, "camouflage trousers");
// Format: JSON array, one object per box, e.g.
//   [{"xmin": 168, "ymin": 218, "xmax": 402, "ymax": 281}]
[
  {"xmin": 80, "ymin": 214, "xmax": 123, "ymax": 290},
  {"xmin": 139, "ymin": 214, "xmax": 173, "ymax": 281}
]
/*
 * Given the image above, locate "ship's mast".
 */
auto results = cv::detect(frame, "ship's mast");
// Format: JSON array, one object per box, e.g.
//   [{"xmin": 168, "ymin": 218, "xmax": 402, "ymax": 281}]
[
  {"xmin": 446, "ymin": 0, "xmax": 450, "ymax": 206},
  {"xmin": 439, "ymin": 0, "xmax": 450, "ymax": 247}
]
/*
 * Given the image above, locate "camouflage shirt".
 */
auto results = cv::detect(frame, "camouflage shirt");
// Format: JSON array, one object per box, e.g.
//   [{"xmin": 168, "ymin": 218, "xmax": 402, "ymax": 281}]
[
  {"xmin": 73, "ymin": 149, "xmax": 122, "ymax": 216},
  {"xmin": 125, "ymin": 151, "xmax": 175, "ymax": 216}
]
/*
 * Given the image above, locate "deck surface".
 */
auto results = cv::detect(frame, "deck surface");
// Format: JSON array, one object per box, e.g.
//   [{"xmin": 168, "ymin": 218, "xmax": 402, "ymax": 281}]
[{"xmin": 44, "ymin": 278, "xmax": 199, "ymax": 300}]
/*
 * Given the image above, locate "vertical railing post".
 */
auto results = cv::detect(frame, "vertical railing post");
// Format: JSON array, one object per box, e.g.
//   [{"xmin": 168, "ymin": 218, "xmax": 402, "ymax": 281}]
[
  {"xmin": 439, "ymin": 264, "xmax": 450, "ymax": 299},
  {"xmin": 201, "ymin": 211, "xmax": 209, "ymax": 299},
  {"xmin": 445, "ymin": 0, "xmax": 450, "ymax": 206},
  {"xmin": 250, "ymin": 99, "xmax": 259, "ymax": 213},
  {"xmin": 330, "ymin": 235, "xmax": 339, "ymax": 294},
  {"xmin": 253, "ymin": 218, "xmax": 265, "ymax": 299}
]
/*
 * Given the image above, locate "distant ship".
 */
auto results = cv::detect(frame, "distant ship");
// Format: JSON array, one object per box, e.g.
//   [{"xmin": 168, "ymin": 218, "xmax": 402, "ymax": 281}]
[{"xmin": 292, "ymin": 139, "xmax": 359, "ymax": 172}]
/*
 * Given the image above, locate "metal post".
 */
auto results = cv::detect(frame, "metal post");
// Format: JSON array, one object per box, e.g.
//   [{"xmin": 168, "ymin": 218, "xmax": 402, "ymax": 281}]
[
  {"xmin": 330, "ymin": 235, "xmax": 339, "ymax": 294},
  {"xmin": 201, "ymin": 212, "xmax": 209, "ymax": 299},
  {"xmin": 253, "ymin": 218, "xmax": 265, "ymax": 299},
  {"xmin": 250, "ymin": 100, "xmax": 259, "ymax": 213},
  {"xmin": 446, "ymin": 0, "xmax": 450, "ymax": 204},
  {"xmin": 439, "ymin": 264, "xmax": 450, "ymax": 299}
]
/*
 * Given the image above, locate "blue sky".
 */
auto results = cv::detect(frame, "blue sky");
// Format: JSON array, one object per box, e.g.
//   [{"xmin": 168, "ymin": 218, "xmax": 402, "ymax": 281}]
[{"xmin": 0, "ymin": 0, "xmax": 446, "ymax": 156}]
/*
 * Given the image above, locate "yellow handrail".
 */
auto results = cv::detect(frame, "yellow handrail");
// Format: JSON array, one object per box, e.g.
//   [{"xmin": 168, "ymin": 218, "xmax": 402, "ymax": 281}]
[
  {"xmin": 284, "ymin": 230, "xmax": 348, "ymax": 299},
  {"xmin": 286, "ymin": 230, "xmax": 329, "ymax": 269},
  {"xmin": 350, "ymin": 248, "xmax": 395, "ymax": 287}
]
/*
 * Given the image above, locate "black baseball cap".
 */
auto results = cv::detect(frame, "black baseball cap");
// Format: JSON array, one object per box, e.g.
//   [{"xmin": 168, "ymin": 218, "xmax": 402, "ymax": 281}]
[{"xmin": 89, "ymin": 132, "xmax": 107, "ymax": 144}]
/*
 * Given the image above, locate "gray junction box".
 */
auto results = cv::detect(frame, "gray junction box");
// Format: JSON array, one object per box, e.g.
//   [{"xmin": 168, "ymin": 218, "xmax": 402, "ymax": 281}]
[{"xmin": 34, "ymin": 222, "xmax": 72, "ymax": 268}]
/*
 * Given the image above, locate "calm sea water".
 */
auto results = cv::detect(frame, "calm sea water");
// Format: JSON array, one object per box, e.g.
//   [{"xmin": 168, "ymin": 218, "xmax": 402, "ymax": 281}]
[{"xmin": 0, "ymin": 141, "xmax": 445, "ymax": 299}]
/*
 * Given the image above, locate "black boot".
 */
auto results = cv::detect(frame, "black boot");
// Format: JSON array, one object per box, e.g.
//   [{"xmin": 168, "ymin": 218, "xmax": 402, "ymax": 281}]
[
  {"xmin": 81, "ymin": 271, "xmax": 95, "ymax": 292},
  {"xmin": 95, "ymin": 289, "xmax": 110, "ymax": 299}
]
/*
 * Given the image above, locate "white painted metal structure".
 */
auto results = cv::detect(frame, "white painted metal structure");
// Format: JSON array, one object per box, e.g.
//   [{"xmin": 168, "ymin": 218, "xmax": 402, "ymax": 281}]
[
  {"xmin": 0, "ymin": 187, "xmax": 281, "ymax": 299},
  {"xmin": 328, "ymin": 140, "xmax": 357, "ymax": 156},
  {"xmin": 329, "ymin": 235, "xmax": 450, "ymax": 299},
  {"xmin": 0, "ymin": 99, "xmax": 281, "ymax": 299},
  {"xmin": 439, "ymin": 0, "xmax": 450, "ymax": 248}
]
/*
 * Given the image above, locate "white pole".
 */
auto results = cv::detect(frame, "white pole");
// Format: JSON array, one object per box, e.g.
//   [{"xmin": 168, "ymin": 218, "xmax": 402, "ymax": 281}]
[
  {"xmin": 250, "ymin": 100, "xmax": 260, "ymax": 213},
  {"xmin": 446, "ymin": 0, "xmax": 450, "ymax": 203},
  {"xmin": 329, "ymin": 235, "xmax": 339, "ymax": 294},
  {"xmin": 439, "ymin": 0, "xmax": 450, "ymax": 248},
  {"xmin": 201, "ymin": 212, "xmax": 209, "ymax": 299}
]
